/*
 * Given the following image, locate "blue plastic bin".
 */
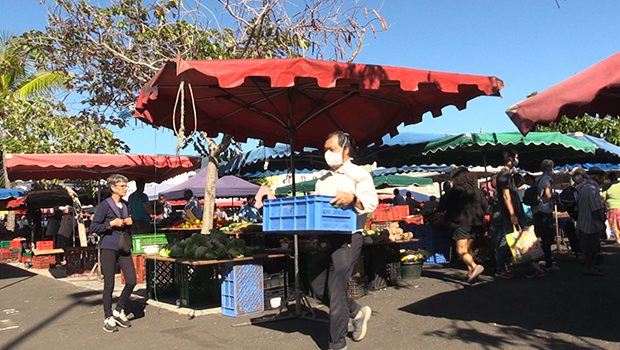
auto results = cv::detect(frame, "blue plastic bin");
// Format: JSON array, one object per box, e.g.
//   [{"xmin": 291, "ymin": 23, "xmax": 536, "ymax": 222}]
[
  {"xmin": 221, "ymin": 263, "xmax": 264, "ymax": 317},
  {"xmin": 263, "ymin": 195, "xmax": 357, "ymax": 232}
]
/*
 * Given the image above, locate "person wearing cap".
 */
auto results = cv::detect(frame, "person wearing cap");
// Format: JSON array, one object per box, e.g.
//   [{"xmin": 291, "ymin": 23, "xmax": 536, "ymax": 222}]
[
  {"xmin": 571, "ymin": 167, "xmax": 606, "ymax": 275},
  {"xmin": 602, "ymin": 171, "xmax": 620, "ymax": 245}
]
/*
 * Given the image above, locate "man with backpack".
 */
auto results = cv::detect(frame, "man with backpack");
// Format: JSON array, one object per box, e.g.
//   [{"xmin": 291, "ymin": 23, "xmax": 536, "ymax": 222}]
[
  {"xmin": 571, "ymin": 167, "xmax": 606, "ymax": 275},
  {"xmin": 531, "ymin": 160, "xmax": 559, "ymax": 271}
]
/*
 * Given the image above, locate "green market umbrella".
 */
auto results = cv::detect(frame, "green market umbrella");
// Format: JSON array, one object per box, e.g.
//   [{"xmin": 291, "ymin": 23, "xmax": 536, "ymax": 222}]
[
  {"xmin": 372, "ymin": 132, "xmax": 596, "ymax": 171},
  {"xmin": 274, "ymin": 174, "xmax": 432, "ymax": 195}
]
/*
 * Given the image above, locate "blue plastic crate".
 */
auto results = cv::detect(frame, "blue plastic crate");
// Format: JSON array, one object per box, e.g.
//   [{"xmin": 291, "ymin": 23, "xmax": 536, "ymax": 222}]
[
  {"xmin": 221, "ymin": 263, "xmax": 264, "ymax": 317},
  {"xmin": 263, "ymin": 195, "xmax": 357, "ymax": 232}
]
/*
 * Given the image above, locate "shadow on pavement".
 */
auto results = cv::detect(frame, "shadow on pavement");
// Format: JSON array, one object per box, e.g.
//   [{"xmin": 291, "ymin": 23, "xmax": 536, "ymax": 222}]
[
  {"xmin": 422, "ymin": 321, "xmax": 608, "ymax": 350},
  {"xmin": 250, "ymin": 307, "xmax": 330, "ymax": 349},
  {"xmin": 0, "ymin": 264, "xmax": 36, "ymax": 291},
  {"xmin": 398, "ymin": 244, "xmax": 620, "ymax": 346}
]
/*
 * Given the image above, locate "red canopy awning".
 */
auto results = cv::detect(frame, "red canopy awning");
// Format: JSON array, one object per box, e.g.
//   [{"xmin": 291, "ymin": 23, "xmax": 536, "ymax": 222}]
[
  {"xmin": 5, "ymin": 153, "xmax": 201, "ymax": 182},
  {"xmin": 135, "ymin": 58, "xmax": 504, "ymax": 149},
  {"xmin": 507, "ymin": 51, "xmax": 620, "ymax": 134}
]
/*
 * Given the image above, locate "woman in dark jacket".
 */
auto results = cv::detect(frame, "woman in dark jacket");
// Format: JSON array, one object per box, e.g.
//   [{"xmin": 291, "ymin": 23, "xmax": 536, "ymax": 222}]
[
  {"xmin": 437, "ymin": 168, "xmax": 488, "ymax": 283},
  {"xmin": 90, "ymin": 174, "xmax": 135, "ymax": 332}
]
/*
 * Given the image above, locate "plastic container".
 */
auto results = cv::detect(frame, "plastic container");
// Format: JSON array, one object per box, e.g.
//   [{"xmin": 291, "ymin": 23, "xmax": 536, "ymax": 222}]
[
  {"xmin": 146, "ymin": 258, "xmax": 177, "ymax": 300},
  {"xmin": 221, "ymin": 263, "xmax": 264, "ymax": 317},
  {"xmin": 0, "ymin": 241, "xmax": 11, "ymax": 249},
  {"xmin": 263, "ymin": 195, "xmax": 357, "ymax": 232},
  {"xmin": 348, "ymin": 276, "xmax": 367, "ymax": 300},
  {"xmin": 36, "ymin": 241, "xmax": 54, "ymax": 250},
  {"xmin": 132, "ymin": 234, "xmax": 177, "ymax": 254},
  {"xmin": 401, "ymin": 261, "xmax": 423, "ymax": 280}
]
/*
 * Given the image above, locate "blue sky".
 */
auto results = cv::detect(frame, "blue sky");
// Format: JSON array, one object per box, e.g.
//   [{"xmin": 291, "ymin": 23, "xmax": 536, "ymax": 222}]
[{"xmin": 4, "ymin": 0, "xmax": 620, "ymax": 155}]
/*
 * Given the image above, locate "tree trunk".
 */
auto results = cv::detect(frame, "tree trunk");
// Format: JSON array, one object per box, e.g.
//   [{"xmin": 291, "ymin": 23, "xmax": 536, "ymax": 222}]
[
  {"xmin": 1, "ymin": 149, "xmax": 15, "ymax": 232},
  {"xmin": 201, "ymin": 155, "xmax": 218, "ymax": 233},
  {"xmin": 200, "ymin": 133, "xmax": 233, "ymax": 234}
]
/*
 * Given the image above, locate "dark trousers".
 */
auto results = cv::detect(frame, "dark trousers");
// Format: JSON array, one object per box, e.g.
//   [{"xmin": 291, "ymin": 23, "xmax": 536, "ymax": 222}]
[
  {"xmin": 101, "ymin": 249, "xmax": 136, "ymax": 319},
  {"xmin": 309, "ymin": 233, "xmax": 363, "ymax": 350},
  {"xmin": 534, "ymin": 211, "xmax": 554, "ymax": 267}
]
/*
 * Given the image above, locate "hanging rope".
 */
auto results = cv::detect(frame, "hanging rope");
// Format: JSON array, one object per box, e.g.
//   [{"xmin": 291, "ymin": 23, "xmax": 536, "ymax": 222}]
[{"xmin": 172, "ymin": 80, "xmax": 198, "ymax": 155}]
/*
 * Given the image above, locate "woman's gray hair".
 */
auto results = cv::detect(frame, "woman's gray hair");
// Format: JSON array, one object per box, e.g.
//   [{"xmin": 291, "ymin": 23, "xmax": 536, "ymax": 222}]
[{"xmin": 106, "ymin": 174, "xmax": 128, "ymax": 187}]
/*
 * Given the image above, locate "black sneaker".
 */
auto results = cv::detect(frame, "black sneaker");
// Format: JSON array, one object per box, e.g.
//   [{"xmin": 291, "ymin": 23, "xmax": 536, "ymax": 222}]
[
  {"xmin": 113, "ymin": 310, "xmax": 131, "ymax": 328},
  {"xmin": 103, "ymin": 317, "xmax": 118, "ymax": 333}
]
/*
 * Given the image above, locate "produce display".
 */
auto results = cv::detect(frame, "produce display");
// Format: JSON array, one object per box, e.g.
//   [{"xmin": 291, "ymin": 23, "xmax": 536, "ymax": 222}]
[
  {"xmin": 159, "ymin": 230, "xmax": 249, "ymax": 260},
  {"xmin": 400, "ymin": 249, "xmax": 431, "ymax": 262},
  {"xmin": 220, "ymin": 222, "xmax": 262, "ymax": 233},
  {"xmin": 387, "ymin": 222, "xmax": 413, "ymax": 241},
  {"xmin": 174, "ymin": 219, "xmax": 203, "ymax": 229}
]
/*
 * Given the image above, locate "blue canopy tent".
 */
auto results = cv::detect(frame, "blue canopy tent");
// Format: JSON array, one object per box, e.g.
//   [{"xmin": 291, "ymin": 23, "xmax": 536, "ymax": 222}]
[
  {"xmin": 557, "ymin": 133, "xmax": 620, "ymax": 171},
  {"xmin": 0, "ymin": 189, "xmax": 25, "ymax": 200},
  {"xmin": 218, "ymin": 143, "xmax": 324, "ymax": 178}
]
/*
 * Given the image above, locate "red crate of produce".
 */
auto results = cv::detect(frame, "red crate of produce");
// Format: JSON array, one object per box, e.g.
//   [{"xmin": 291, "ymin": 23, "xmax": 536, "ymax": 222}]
[
  {"xmin": 0, "ymin": 252, "xmax": 21, "ymax": 262},
  {"xmin": 121, "ymin": 255, "xmax": 146, "ymax": 284},
  {"xmin": 371, "ymin": 208, "xmax": 391, "ymax": 222},
  {"xmin": 0, "ymin": 248, "xmax": 10, "ymax": 254},
  {"xmin": 388, "ymin": 205, "xmax": 410, "ymax": 221},
  {"xmin": 10, "ymin": 239, "xmax": 24, "ymax": 249},
  {"xmin": 403, "ymin": 215, "xmax": 424, "ymax": 225},
  {"xmin": 36, "ymin": 241, "xmax": 54, "ymax": 250},
  {"xmin": 32, "ymin": 255, "xmax": 56, "ymax": 269}
]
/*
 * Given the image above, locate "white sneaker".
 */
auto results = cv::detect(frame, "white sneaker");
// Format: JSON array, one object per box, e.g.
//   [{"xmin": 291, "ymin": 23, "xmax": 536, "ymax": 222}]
[
  {"xmin": 103, "ymin": 317, "xmax": 118, "ymax": 333},
  {"xmin": 112, "ymin": 309, "xmax": 131, "ymax": 328}
]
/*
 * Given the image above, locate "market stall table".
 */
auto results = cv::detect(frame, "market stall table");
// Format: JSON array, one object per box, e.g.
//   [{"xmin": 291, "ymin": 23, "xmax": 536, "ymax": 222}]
[{"xmin": 144, "ymin": 253, "xmax": 286, "ymax": 309}]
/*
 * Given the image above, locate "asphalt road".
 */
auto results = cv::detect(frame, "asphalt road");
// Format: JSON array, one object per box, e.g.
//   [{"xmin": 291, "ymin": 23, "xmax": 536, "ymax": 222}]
[{"xmin": 1, "ymin": 243, "xmax": 620, "ymax": 350}]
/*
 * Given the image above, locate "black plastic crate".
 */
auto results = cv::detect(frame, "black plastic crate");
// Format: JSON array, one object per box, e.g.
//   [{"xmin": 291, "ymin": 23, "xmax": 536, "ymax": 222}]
[
  {"xmin": 386, "ymin": 262, "xmax": 402, "ymax": 284},
  {"xmin": 176, "ymin": 264, "xmax": 220, "ymax": 307},
  {"xmin": 146, "ymin": 259, "xmax": 177, "ymax": 299},
  {"xmin": 348, "ymin": 276, "xmax": 367, "ymax": 300},
  {"xmin": 264, "ymin": 271, "xmax": 286, "ymax": 289}
]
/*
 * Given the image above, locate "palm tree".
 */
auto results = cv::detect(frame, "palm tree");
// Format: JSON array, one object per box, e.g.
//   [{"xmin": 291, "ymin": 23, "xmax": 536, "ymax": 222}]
[{"xmin": 0, "ymin": 32, "xmax": 67, "ymax": 101}]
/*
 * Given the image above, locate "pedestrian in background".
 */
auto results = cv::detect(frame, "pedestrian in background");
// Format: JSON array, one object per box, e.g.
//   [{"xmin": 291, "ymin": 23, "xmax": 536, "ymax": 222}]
[
  {"xmin": 128, "ymin": 178, "xmax": 153, "ymax": 234},
  {"xmin": 436, "ymin": 167, "xmax": 488, "ymax": 283},
  {"xmin": 573, "ymin": 167, "xmax": 606, "ymax": 275},
  {"xmin": 602, "ymin": 171, "xmax": 620, "ymax": 245},
  {"xmin": 532, "ymin": 159, "xmax": 559, "ymax": 271}
]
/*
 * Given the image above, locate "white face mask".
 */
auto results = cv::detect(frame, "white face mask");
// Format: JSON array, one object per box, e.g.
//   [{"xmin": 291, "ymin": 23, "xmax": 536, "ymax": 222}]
[{"xmin": 324, "ymin": 150, "xmax": 344, "ymax": 168}]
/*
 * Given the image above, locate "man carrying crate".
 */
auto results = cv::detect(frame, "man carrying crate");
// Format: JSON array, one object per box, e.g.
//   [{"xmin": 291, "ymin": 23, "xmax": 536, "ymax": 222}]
[{"xmin": 311, "ymin": 131, "xmax": 378, "ymax": 350}]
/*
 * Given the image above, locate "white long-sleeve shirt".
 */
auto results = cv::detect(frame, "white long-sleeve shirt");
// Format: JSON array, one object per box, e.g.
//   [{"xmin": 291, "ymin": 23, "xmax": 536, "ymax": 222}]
[{"xmin": 315, "ymin": 160, "xmax": 378, "ymax": 231}]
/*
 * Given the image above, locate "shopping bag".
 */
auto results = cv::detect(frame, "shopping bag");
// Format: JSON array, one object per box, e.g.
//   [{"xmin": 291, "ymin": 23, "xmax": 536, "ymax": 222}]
[{"xmin": 506, "ymin": 225, "xmax": 544, "ymax": 264}]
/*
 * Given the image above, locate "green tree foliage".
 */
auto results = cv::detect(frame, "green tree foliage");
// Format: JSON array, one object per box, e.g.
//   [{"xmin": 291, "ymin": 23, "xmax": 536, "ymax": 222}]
[
  {"xmin": 1, "ymin": 97, "xmax": 127, "ymax": 153},
  {"xmin": 536, "ymin": 114, "xmax": 620, "ymax": 145},
  {"xmin": 0, "ymin": 34, "xmax": 126, "ymax": 154},
  {"xmin": 25, "ymin": 0, "xmax": 384, "ymax": 230}
]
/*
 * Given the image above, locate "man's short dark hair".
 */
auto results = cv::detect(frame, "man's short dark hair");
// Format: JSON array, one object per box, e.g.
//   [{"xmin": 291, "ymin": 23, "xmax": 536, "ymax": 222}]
[
  {"xmin": 135, "ymin": 178, "xmax": 146, "ymax": 188},
  {"xmin": 503, "ymin": 148, "xmax": 518, "ymax": 164},
  {"xmin": 540, "ymin": 159, "xmax": 554, "ymax": 173},
  {"xmin": 325, "ymin": 131, "xmax": 356, "ymax": 156},
  {"xmin": 184, "ymin": 189, "xmax": 193, "ymax": 197},
  {"xmin": 588, "ymin": 167, "xmax": 605, "ymax": 177}
]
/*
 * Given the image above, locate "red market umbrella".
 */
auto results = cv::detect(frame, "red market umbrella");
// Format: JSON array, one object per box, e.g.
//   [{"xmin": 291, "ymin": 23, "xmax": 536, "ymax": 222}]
[
  {"xmin": 5, "ymin": 153, "xmax": 201, "ymax": 183},
  {"xmin": 506, "ymin": 51, "xmax": 620, "ymax": 134},
  {"xmin": 135, "ymin": 58, "xmax": 504, "ymax": 150}
]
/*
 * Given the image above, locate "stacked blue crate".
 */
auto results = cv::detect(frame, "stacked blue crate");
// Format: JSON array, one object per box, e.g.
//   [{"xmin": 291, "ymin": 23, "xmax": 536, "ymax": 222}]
[{"xmin": 221, "ymin": 263, "xmax": 264, "ymax": 317}]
